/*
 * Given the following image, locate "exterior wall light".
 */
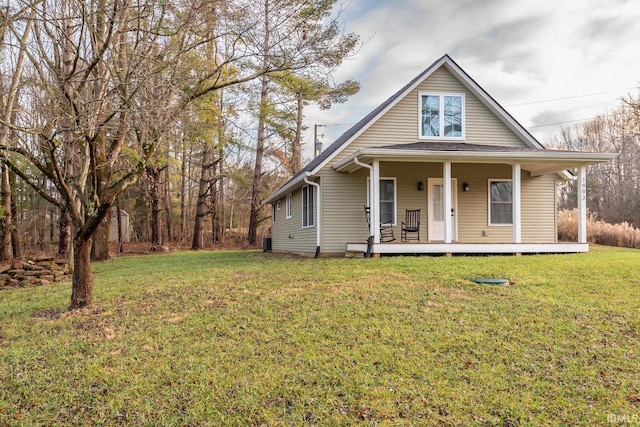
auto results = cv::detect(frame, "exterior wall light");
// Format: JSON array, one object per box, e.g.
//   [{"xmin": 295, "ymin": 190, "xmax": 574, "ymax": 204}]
[
  {"xmin": 463, "ymin": 182, "xmax": 470, "ymax": 192},
  {"xmin": 417, "ymin": 181, "xmax": 424, "ymax": 191}
]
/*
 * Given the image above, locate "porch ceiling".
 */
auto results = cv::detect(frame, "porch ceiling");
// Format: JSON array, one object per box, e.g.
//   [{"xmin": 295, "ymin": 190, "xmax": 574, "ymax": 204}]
[{"xmin": 333, "ymin": 142, "xmax": 617, "ymax": 178}]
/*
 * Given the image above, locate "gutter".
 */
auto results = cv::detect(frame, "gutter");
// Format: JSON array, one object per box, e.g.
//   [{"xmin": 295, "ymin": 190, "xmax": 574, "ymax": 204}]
[{"xmin": 303, "ymin": 176, "xmax": 321, "ymax": 258}]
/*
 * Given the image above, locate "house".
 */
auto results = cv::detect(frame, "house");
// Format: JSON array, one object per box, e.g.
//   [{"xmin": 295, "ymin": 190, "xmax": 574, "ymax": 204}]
[{"xmin": 264, "ymin": 55, "xmax": 616, "ymax": 257}]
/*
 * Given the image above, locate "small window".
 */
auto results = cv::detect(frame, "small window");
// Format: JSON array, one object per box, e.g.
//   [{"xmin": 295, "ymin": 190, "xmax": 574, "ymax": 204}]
[
  {"xmin": 419, "ymin": 93, "xmax": 464, "ymax": 139},
  {"xmin": 272, "ymin": 203, "xmax": 276, "ymax": 223},
  {"xmin": 285, "ymin": 194, "xmax": 292, "ymax": 219},
  {"xmin": 302, "ymin": 185, "xmax": 314, "ymax": 227},
  {"xmin": 367, "ymin": 177, "xmax": 397, "ymax": 225},
  {"xmin": 489, "ymin": 180, "xmax": 513, "ymax": 225}
]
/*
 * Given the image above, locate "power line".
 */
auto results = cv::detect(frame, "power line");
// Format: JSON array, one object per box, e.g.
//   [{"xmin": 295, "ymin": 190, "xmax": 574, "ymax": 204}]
[
  {"xmin": 528, "ymin": 117, "xmax": 595, "ymax": 129},
  {"xmin": 505, "ymin": 87, "xmax": 639, "ymax": 107}
]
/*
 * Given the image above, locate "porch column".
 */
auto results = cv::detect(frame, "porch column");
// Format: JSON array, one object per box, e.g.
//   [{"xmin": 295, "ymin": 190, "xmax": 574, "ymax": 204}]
[
  {"xmin": 443, "ymin": 161, "xmax": 452, "ymax": 243},
  {"xmin": 512, "ymin": 163, "xmax": 522, "ymax": 243},
  {"xmin": 372, "ymin": 159, "xmax": 381, "ymax": 244},
  {"xmin": 578, "ymin": 165, "xmax": 587, "ymax": 243}
]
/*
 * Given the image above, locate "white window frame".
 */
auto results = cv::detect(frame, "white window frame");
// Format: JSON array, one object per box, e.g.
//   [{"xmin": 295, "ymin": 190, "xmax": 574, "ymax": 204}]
[
  {"xmin": 285, "ymin": 194, "xmax": 292, "ymax": 219},
  {"xmin": 418, "ymin": 92, "xmax": 465, "ymax": 140},
  {"xmin": 302, "ymin": 185, "xmax": 314, "ymax": 228},
  {"xmin": 367, "ymin": 177, "xmax": 397, "ymax": 226},
  {"xmin": 488, "ymin": 179, "xmax": 513, "ymax": 226},
  {"xmin": 272, "ymin": 203, "xmax": 276, "ymax": 223}
]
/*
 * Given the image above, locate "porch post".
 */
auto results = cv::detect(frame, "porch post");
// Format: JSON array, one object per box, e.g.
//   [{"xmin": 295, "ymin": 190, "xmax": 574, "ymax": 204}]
[
  {"xmin": 443, "ymin": 161, "xmax": 452, "ymax": 243},
  {"xmin": 372, "ymin": 159, "xmax": 381, "ymax": 244},
  {"xmin": 512, "ymin": 163, "xmax": 522, "ymax": 243},
  {"xmin": 578, "ymin": 165, "xmax": 587, "ymax": 243}
]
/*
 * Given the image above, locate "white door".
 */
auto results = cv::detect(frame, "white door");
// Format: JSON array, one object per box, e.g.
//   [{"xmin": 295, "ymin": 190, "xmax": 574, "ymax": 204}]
[{"xmin": 427, "ymin": 178, "xmax": 458, "ymax": 241}]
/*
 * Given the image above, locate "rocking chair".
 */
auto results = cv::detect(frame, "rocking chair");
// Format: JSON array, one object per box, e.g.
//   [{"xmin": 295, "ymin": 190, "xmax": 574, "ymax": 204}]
[
  {"xmin": 401, "ymin": 209, "xmax": 420, "ymax": 242},
  {"xmin": 364, "ymin": 206, "xmax": 396, "ymax": 243}
]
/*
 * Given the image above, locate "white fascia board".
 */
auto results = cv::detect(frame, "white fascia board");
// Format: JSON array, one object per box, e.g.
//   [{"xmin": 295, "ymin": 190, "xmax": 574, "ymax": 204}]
[
  {"xmin": 334, "ymin": 149, "xmax": 616, "ymax": 173},
  {"xmin": 359, "ymin": 148, "xmax": 617, "ymax": 163}
]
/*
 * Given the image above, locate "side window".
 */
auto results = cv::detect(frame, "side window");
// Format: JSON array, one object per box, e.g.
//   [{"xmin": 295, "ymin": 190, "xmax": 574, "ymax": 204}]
[
  {"xmin": 489, "ymin": 180, "xmax": 513, "ymax": 225},
  {"xmin": 302, "ymin": 185, "xmax": 314, "ymax": 227},
  {"xmin": 285, "ymin": 194, "xmax": 292, "ymax": 219}
]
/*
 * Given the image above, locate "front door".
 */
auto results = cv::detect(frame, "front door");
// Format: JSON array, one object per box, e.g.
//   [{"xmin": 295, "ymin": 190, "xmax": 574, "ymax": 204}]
[{"xmin": 427, "ymin": 178, "xmax": 458, "ymax": 241}]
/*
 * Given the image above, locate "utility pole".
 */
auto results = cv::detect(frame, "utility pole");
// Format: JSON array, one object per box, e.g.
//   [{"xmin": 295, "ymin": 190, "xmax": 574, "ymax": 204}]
[{"xmin": 314, "ymin": 124, "xmax": 326, "ymax": 158}]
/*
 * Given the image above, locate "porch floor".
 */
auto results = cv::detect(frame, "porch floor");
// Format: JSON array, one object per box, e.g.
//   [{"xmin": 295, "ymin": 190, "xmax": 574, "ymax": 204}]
[{"xmin": 346, "ymin": 241, "xmax": 589, "ymax": 255}]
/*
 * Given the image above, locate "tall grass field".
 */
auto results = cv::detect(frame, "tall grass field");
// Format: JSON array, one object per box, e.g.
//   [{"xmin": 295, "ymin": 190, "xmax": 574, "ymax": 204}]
[{"xmin": 1, "ymin": 246, "xmax": 639, "ymax": 425}]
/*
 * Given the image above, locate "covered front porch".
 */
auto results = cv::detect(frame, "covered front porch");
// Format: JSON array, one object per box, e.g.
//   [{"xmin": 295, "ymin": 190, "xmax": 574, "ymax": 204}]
[
  {"xmin": 334, "ymin": 142, "xmax": 615, "ymax": 256},
  {"xmin": 346, "ymin": 242, "xmax": 589, "ymax": 256}
]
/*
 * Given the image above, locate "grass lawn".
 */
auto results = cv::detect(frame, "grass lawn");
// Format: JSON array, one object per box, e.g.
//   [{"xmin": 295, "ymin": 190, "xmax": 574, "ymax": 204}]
[{"xmin": 1, "ymin": 245, "xmax": 639, "ymax": 426}]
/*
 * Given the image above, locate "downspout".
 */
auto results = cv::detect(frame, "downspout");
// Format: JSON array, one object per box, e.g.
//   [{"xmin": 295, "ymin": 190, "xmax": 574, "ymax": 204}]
[
  {"xmin": 354, "ymin": 157, "xmax": 374, "ymax": 258},
  {"xmin": 303, "ymin": 175, "xmax": 321, "ymax": 258}
]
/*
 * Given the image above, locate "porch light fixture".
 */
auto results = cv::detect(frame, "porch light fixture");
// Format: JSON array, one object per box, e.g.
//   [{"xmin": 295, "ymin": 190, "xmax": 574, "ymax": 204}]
[
  {"xmin": 417, "ymin": 181, "xmax": 424, "ymax": 191},
  {"xmin": 463, "ymin": 182, "xmax": 470, "ymax": 192}
]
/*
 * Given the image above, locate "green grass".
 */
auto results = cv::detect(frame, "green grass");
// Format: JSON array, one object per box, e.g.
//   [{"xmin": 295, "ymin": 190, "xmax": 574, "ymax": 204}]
[{"xmin": 1, "ymin": 246, "xmax": 639, "ymax": 425}]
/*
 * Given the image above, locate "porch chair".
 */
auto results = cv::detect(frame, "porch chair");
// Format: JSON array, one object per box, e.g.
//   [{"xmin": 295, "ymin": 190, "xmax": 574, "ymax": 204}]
[
  {"xmin": 364, "ymin": 206, "xmax": 396, "ymax": 243},
  {"xmin": 401, "ymin": 209, "xmax": 420, "ymax": 242}
]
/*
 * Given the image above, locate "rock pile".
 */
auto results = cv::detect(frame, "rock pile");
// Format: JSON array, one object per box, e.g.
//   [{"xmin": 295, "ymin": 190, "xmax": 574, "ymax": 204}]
[{"xmin": 0, "ymin": 256, "xmax": 71, "ymax": 289}]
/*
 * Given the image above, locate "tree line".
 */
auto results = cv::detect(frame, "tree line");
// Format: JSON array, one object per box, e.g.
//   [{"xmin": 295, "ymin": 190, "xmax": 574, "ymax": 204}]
[
  {"xmin": 553, "ymin": 94, "xmax": 640, "ymax": 228},
  {"xmin": 0, "ymin": 0, "xmax": 359, "ymax": 308}
]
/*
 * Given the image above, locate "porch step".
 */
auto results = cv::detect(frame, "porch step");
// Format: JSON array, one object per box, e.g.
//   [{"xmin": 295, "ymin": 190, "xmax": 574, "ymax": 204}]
[{"xmin": 345, "ymin": 250, "xmax": 365, "ymax": 258}]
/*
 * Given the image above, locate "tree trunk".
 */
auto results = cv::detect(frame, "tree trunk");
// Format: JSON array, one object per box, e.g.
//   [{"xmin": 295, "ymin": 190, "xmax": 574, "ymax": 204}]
[
  {"xmin": 292, "ymin": 91, "xmax": 303, "ymax": 174},
  {"xmin": 70, "ymin": 234, "xmax": 94, "ymax": 309},
  {"xmin": 59, "ymin": 209, "xmax": 72, "ymax": 255},
  {"xmin": 147, "ymin": 167, "xmax": 164, "ymax": 249},
  {"xmin": 192, "ymin": 143, "xmax": 214, "ymax": 249},
  {"xmin": 0, "ymin": 164, "xmax": 13, "ymax": 261},
  {"xmin": 164, "ymin": 159, "xmax": 173, "ymax": 242},
  {"xmin": 213, "ymin": 145, "xmax": 225, "ymax": 244},
  {"xmin": 91, "ymin": 210, "xmax": 111, "ymax": 261},
  {"xmin": 248, "ymin": 0, "xmax": 271, "ymax": 245},
  {"xmin": 248, "ymin": 81, "xmax": 269, "ymax": 244},
  {"xmin": 9, "ymin": 170, "xmax": 22, "ymax": 259},
  {"xmin": 180, "ymin": 140, "xmax": 187, "ymax": 242}
]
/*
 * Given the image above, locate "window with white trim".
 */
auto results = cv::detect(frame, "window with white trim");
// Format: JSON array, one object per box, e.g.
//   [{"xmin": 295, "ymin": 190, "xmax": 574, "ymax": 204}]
[
  {"xmin": 419, "ymin": 93, "xmax": 464, "ymax": 139},
  {"xmin": 367, "ymin": 177, "xmax": 397, "ymax": 225},
  {"xmin": 285, "ymin": 194, "xmax": 292, "ymax": 219},
  {"xmin": 302, "ymin": 185, "xmax": 314, "ymax": 227},
  {"xmin": 272, "ymin": 203, "xmax": 277, "ymax": 223},
  {"xmin": 489, "ymin": 180, "xmax": 513, "ymax": 225}
]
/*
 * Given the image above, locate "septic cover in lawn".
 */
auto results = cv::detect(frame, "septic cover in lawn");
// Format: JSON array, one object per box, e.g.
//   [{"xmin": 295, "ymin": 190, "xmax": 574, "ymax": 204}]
[{"xmin": 471, "ymin": 278, "xmax": 509, "ymax": 285}]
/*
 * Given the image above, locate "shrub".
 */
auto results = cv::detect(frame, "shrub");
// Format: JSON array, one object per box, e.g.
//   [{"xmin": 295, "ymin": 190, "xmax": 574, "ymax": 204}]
[{"xmin": 558, "ymin": 209, "xmax": 640, "ymax": 248}]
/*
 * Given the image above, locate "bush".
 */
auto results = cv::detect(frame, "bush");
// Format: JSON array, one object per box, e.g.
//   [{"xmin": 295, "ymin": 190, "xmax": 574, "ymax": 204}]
[{"xmin": 558, "ymin": 209, "xmax": 640, "ymax": 248}]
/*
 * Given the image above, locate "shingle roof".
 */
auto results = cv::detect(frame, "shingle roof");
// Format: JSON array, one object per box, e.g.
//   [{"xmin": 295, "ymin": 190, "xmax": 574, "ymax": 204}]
[{"xmin": 376, "ymin": 141, "xmax": 542, "ymax": 152}]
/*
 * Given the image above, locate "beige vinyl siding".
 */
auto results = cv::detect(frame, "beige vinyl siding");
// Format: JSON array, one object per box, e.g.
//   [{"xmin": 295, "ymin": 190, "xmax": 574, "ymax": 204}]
[
  {"xmin": 455, "ymin": 163, "xmax": 513, "ymax": 243},
  {"xmin": 319, "ymin": 162, "xmax": 559, "ymax": 251},
  {"xmin": 318, "ymin": 168, "xmax": 370, "ymax": 253},
  {"xmin": 271, "ymin": 189, "xmax": 317, "ymax": 254},
  {"xmin": 521, "ymin": 173, "xmax": 558, "ymax": 243},
  {"xmin": 328, "ymin": 67, "xmax": 527, "ymax": 166}
]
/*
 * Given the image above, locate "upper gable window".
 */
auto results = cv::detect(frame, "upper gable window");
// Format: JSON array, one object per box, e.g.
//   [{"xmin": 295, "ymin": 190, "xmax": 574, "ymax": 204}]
[{"xmin": 419, "ymin": 93, "xmax": 465, "ymax": 139}]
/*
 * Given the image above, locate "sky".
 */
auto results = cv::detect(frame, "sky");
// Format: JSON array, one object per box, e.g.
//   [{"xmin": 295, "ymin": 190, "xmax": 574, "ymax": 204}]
[{"xmin": 301, "ymin": 0, "xmax": 640, "ymax": 159}]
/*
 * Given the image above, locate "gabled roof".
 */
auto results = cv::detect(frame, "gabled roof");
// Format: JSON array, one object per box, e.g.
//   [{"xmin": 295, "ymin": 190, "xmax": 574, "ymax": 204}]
[{"xmin": 265, "ymin": 54, "xmax": 561, "ymax": 203}]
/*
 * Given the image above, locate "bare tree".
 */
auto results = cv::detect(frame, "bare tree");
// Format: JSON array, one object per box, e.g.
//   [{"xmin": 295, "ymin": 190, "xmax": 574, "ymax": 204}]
[{"xmin": 1, "ymin": 0, "xmax": 324, "ymax": 309}]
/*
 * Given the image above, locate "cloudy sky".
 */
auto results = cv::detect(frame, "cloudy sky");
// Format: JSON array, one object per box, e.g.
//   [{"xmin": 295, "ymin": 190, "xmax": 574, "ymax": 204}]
[{"xmin": 302, "ymin": 0, "xmax": 640, "ymax": 158}]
